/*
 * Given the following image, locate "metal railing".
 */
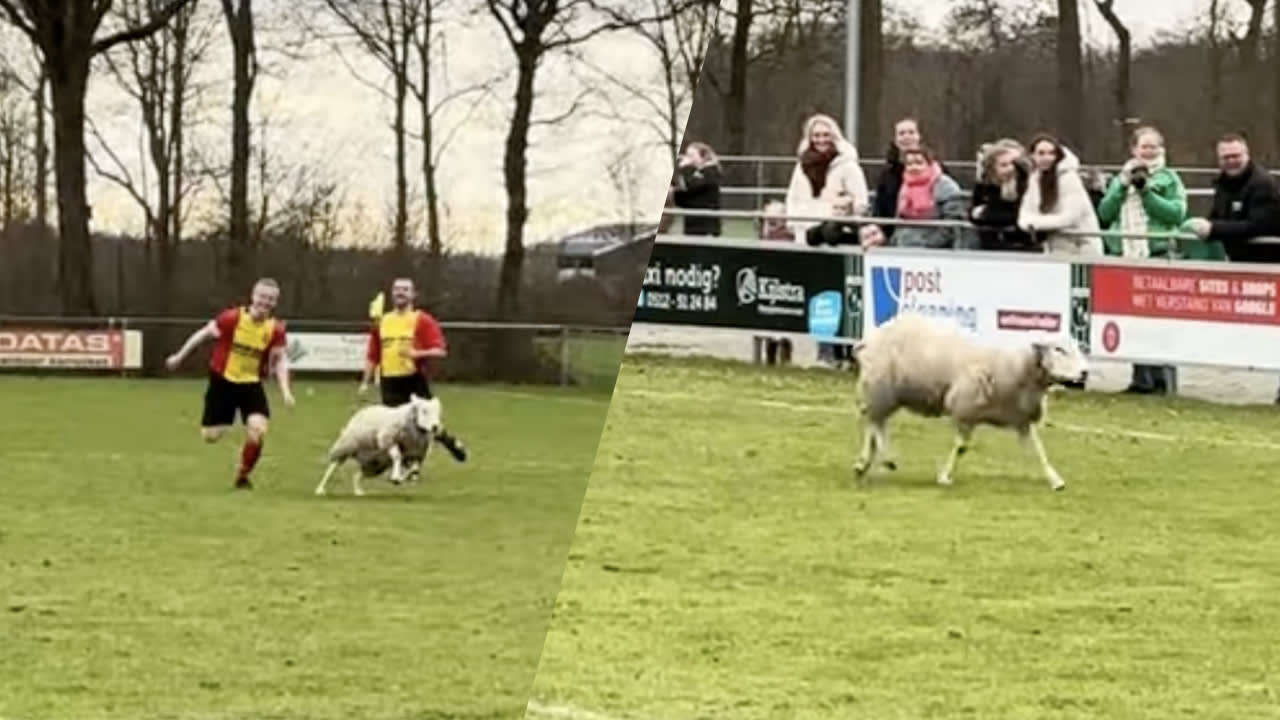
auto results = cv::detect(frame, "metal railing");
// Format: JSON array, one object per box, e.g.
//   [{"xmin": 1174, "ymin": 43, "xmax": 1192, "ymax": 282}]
[
  {"xmin": 715, "ymin": 153, "xmax": 1280, "ymax": 179},
  {"xmin": 658, "ymin": 206, "xmax": 1239, "ymax": 248}
]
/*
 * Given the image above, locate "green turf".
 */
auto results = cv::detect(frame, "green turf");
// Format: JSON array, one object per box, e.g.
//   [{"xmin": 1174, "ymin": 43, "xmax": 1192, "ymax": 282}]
[
  {"xmin": 526, "ymin": 355, "xmax": 1280, "ymax": 720},
  {"xmin": 0, "ymin": 376, "xmax": 611, "ymax": 720},
  {"xmin": 533, "ymin": 332, "xmax": 628, "ymax": 393}
]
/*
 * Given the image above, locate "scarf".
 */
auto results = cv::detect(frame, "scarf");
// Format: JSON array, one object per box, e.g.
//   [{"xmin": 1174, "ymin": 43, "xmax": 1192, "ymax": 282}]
[
  {"xmin": 800, "ymin": 147, "xmax": 837, "ymax": 197},
  {"xmin": 1117, "ymin": 151, "xmax": 1165, "ymax": 258},
  {"xmin": 897, "ymin": 162, "xmax": 942, "ymax": 219}
]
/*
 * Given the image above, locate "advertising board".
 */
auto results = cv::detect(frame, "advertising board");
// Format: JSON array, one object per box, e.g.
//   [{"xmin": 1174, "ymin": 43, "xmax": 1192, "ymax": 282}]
[
  {"xmin": 0, "ymin": 328, "xmax": 143, "ymax": 369},
  {"xmin": 635, "ymin": 241, "xmax": 851, "ymax": 337},
  {"xmin": 862, "ymin": 250, "xmax": 1073, "ymax": 347},
  {"xmin": 1090, "ymin": 265, "xmax": 1280, "ymax": 370}
]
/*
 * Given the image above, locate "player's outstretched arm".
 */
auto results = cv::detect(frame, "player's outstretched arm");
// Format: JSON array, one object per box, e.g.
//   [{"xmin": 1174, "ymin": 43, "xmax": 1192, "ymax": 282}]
[
  {"xmin": 272, "ymin": 347, "xmax": 296, "ymax": 406},
  {"xmin": 165, "ymin": 320, "xmax": 218, "ymax": 370}
]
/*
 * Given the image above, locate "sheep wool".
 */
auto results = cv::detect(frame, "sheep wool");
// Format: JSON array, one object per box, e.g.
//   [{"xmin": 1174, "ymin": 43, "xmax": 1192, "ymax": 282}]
[{"xmin": 851, "ymin": 311, "xmax": 1088, "ymax": 491}]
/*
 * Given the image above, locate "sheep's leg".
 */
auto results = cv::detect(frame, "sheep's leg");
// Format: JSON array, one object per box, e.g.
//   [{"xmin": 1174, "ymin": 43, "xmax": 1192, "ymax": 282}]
[
  {"xmin": 873, "ymin": 424, "xmax": 897, "ymax": 471},
  {"xmin": 1018, "ymin": 424, "xmax": 1065, "ymax": 491},
  {"xmin": 352, "ymin": 466, "xmax": 367, "ymax": 497},
  {"xmin": 315, "ymin": 461, "xmax": 340, "ymax": 496},
  {"xmin": 853, "ymin": 420, "xmax": 880, "ymax": 481},
  {"xmin": 387, "ymin": 444, "xmax": 405, "ymax": 485},
  {"xmin": 937, "ymin": 423, "xmax": 975, "ymax": 487}
]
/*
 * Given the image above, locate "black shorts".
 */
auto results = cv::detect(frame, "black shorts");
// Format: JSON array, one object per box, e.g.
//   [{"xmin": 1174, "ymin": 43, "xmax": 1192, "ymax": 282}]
[
  {"xmin": 380, "ymin": 372, "xmax": 432, "ymax": 406},
  {"xmin": 202, "ymin": 372, "xmax": 271, "ymax": 427}
]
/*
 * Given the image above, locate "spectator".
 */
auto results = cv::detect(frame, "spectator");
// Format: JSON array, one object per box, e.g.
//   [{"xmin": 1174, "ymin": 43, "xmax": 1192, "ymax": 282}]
[
  {"xmin": 672, "ymin": 141, "xmax": 722, "ymax": 237},
  {"xmin": 1096, "ymin": 125, "xmax": 1190, "ymax": 396},
  {"xmin": 1184, "ymin": 133, "xmax": 1280, "ymax": 403},
  {"xmin": 1185, "ymin": 133, "xmax": 1280, "ymax": 264},
  {"xmin": 870, "ymin": 116, "xmax": 923, "ymax": 242},
  {"xmin": 1017, "ymin": 133, "xmax": 1104, "ymax": 256},
  {"xmin": 805, "ymin": 192, "xmax": 859, "ymax": 247},
  {"xmin": 784, "ymin": 113, "xmax": 869, "ymax": 241},
  {"xmin": 784, "ymin": 112, "xmax": 868, "ymax": 367},
  {"xmin": 756, "ymin": 199, "xmax": 794, "ymax": 366},
  {"xmin": 757, "ymin": 199, "xmax": 795, "ymax": 241},
  {"xmin": 970, "ymin": 138, "xmax": 1036, "ymax": 252},
  {"xmin": 863, "ymin": 145, "xmax": 973, "ymax": 249}
]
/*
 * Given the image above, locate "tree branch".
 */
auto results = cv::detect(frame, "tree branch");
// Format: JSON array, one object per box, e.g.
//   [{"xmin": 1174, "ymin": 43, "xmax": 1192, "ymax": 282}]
[{"xmin": 93, "ymin": 0, "xmax": 199, "ymax": 55}]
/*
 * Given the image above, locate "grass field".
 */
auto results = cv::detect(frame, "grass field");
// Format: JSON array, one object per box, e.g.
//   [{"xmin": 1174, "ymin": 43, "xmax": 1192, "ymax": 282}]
[
  {"xmin": 0, "ymin": 375, "xmax": 611, "ymax": 720},
  {"xmin": 526, "ymin": 355, "xmax": 1280, "ymax": 720}
]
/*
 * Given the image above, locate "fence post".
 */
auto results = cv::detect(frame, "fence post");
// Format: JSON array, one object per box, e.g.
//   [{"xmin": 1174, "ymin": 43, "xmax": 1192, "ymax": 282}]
[{"xmin": 559, "ymin": 325, "xmax": 571, "ymax": 387}]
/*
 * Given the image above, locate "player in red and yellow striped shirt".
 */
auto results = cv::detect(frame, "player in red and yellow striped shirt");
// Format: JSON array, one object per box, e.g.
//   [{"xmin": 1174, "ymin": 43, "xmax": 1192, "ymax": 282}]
[{"xmin": 165, "ymin": 278, "xmax": 296, "ymax": 489}]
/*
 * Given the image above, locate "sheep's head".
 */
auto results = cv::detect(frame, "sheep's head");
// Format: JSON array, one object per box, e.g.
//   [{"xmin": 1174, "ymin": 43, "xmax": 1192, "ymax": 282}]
[
  {"xmin": 408, "ymin": 394, "xmax": 443, "ymax": 434},
  {"xmin": 1031, "ymin": 338, "xmax": 1088, "ymax": 385}
]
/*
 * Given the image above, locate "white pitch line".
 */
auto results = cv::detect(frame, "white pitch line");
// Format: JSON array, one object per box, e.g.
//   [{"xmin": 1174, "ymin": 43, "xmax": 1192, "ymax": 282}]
[
  {"xmin": 526, "ymin": 699, "xmax": 637, "ymax": 720},
  {"xmin": 618, "ymin": 388, "xmax": 1280, "ymax": 451}
]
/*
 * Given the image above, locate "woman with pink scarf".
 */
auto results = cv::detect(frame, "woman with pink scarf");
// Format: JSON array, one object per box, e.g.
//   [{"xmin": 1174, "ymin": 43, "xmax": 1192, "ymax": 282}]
[{"xmin": 864, "ymin": 146, "xmax": 974, "ymax": 249}]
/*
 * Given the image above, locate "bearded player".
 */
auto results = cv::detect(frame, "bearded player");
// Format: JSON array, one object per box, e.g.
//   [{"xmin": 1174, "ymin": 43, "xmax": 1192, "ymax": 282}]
[
  {"xmin": 165, "ymin": 277, "xmax": 297, "ymax": 490},
  {"xmin": 359, "ymin": 277, "xmax": 468, "ymax": 465}
]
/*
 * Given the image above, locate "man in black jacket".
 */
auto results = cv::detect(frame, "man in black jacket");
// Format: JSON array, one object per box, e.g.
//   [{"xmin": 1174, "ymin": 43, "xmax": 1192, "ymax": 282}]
[
  {"xmin": 1186, "ymin": 133, "xmax": 1280, "ymax": 403},
  {"xmin": 1186, "ymin": 133, "xmax": 1280, "ymax": 263}
]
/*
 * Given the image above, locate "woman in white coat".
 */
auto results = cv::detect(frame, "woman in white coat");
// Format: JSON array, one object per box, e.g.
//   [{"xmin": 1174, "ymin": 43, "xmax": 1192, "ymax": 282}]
[
  {"xmin": 1017, "ymin": 133, "xmax": 1104, "ymax": 256},
  {"xmin": 784, "ymin": 113, "xmax": 870, "ymax": 242}
]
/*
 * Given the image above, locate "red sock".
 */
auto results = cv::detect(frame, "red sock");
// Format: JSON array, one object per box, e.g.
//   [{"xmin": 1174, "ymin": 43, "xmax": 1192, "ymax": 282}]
[{"xmin": 238, "ymin": 438, "xmax": 263, "ymax": 478}]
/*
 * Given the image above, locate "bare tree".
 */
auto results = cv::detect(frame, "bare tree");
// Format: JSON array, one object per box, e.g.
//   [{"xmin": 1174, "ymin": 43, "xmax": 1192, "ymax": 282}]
[
  {"xmin": 1056, "ymin": 0, "xmax": 1083, "ymax": 151},
  {"xmin": 319, "ymin": 0, "xmax": 415, "ymax": 254},
  {"xmin": 90, "ymin": 0, "xmax": 216, "ymax": 309},
  {"xmin": 484, "ymin": 0, "xmax": 694, "ymax": 320},
  {"xmin": 857, "ymin": 0, "xmax": 882, "ymax": 152},
  {"xmin": 219, "ymin": 0, "xmax": 255, "ymax": 285},
  {"xmin": 0, "ymin": 0, "xmax": 197, "ymax": 314},
  {"xmin": 0, "ymin": 66, "xmax": 34, "ymax": 226},
  {"xmin": 1094, "ymin": 0, "xmax": 1130, "ymax": 156},
  {"xmin": 1274, "ymin": 0, "xmax": 1280, "ymax": 153}
]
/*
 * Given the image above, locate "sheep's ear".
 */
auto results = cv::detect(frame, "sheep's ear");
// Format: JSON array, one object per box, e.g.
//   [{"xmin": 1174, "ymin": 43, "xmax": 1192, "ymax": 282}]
[{"xmin": 1031, "ymin": 342, "xmax": 1050, "ymax": 364}]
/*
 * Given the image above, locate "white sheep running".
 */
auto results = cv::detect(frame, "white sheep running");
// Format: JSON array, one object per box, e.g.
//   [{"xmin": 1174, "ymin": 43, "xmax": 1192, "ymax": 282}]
[
  {"xmin": 314, "ymin": 394, "xmax": 443, "ymax": 497},
  {"xmin": 850, "ymin": 311, "xmax": 1088, "ymax": 491}
]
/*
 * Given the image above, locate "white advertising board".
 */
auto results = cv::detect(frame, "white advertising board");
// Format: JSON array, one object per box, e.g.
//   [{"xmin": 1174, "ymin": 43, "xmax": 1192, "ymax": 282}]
[
  {"xmin": 0, "ymin": 328, "xmax": 143, "ymax": 369},
  {"xmin": 1090, "ymin": 264, "xmax": 1280, "ymax": 370},
  {"xmin": 285, "ymin": 332, "xmax": 367, "ymax": 372},
  {"xmin": 862, "ymin": 250, "xmax": 1073, "ymax": 348}
]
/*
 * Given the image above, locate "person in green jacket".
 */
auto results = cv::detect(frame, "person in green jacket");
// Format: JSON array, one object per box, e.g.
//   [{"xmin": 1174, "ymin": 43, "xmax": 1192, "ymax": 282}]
[{"xmin": 1097, "ymin": 126, "xmax": 1212, "ymax": 394}]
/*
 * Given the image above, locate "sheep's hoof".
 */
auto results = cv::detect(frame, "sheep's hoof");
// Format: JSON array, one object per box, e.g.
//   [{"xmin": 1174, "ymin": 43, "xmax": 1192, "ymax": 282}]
[
  {"xmin": 936, "ymin": 471, "xmax": 953, "ymax": 487},
  {"xmin": 853, "ymin": 460, "xmax": 870, "ymax": 478},
  {"xmin": 314, "ymin": 487, "xmax": 327, "ymax": 496},
  {"xmin": 882, "ymin": 460, "xmax": 898, "ymax": 471},
  {"xmin": 1052, "ymin": 484, "xmax": 1067, "ymax": 492}
]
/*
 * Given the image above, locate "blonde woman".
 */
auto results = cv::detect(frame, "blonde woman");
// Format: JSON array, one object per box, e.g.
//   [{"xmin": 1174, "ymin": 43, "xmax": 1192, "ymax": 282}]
[
  {"xmin": 783, "ymin": 113, "xmax": 869, "ymax": 241},
  {"xmin": 1017, "ymin": 133, "xmax": 1104, "ymax": 256}
]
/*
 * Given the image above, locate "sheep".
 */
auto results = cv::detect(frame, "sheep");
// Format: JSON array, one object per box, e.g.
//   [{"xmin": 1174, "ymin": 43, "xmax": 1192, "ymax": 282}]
[
  {"xmin": 314, "ymin": 394, "xmax": 443, "ymax": 497},
  {"xmin": 849, "ymin": 311, "xmax": 1088, "ymax": 491}
]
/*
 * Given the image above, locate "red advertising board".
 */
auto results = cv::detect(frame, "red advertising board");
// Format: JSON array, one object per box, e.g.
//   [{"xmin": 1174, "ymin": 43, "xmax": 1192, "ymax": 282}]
[
  {"xmin": 1091, "ymin": 265, "xmax": 1280, "ymax": 327},
  {"xmin": 0, "ymin": 328, "xmax": 128, "ymax": 368}
]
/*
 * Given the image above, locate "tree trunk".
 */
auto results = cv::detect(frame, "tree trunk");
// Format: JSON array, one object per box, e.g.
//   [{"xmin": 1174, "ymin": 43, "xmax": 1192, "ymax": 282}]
[
  {"xmin": 223, "ymin": 0, "xmax": 254, "ymax": 286},
  {"xmin": 495, "ymin": 51, "xmax": 535, "ymax": 321},
  {"xmin": 33, "ymin": 68, "xmax": 48, "ymax": 230},
  {"xmin": 1095, "ymin": 1, "xmax": 1130, "ymax": 157},
  {"xmin": 48, "ymin": 54, "xmax": 98, "ymax": 314},
  {"xmin": 1274, "ymin": 0, "xmax": 1280, "ymax": 154},
  {"xmin": 1056, "ymin": 0, "xmax": 1084, "ymax": 151},
  {"xmin": 722, "ymin": 0, "xmax": 752, "ymax": 182},
  {"xmin": 856, "ymin": 0, "xmax": 882, "ymax": 153},
  {"xmin": 393, "ymin": 56, "xmax": 408, "ymax": 254}
]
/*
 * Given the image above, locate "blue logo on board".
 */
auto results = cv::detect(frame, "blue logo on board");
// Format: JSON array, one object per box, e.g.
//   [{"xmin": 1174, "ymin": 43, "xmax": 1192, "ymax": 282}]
[
  {"xmin": 807, "ymin": 290, "xmax": 843, "ymax": 337},
  {"xmin": 869, "ymin": 266, "xmax": 902, "ymax": 326}
]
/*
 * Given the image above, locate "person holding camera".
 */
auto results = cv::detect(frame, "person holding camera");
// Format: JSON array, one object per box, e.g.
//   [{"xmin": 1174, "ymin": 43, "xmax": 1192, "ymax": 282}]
[{"xmin": 1096, "ymin": 125, "xmax": 1195, "ymax": 395}]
